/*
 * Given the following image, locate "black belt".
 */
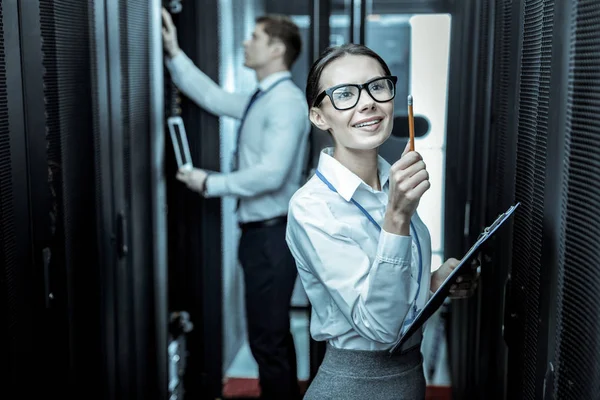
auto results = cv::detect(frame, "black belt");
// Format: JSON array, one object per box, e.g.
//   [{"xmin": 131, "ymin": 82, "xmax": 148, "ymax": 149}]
[{"xmin": 239, "ymin": 216, "xmax": 287, "ymax": 232}]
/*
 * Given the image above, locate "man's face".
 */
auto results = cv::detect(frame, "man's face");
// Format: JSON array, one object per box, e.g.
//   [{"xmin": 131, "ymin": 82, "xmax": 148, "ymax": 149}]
[{"xmin": 243, "ymin": 23, "xmax": 278, "ymax": 70}]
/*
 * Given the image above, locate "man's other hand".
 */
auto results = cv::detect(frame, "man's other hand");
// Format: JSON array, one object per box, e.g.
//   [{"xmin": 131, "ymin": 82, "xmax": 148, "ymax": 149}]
[{"xmin": 176, "ymin": 167, "xmax": 208, "ymax": 195}]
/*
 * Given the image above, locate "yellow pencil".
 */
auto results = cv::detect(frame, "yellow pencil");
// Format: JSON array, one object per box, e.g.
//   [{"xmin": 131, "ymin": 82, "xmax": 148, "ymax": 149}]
[{"xmin": 408, "ymin": 95, "xmax": 415, "ymax": 151}]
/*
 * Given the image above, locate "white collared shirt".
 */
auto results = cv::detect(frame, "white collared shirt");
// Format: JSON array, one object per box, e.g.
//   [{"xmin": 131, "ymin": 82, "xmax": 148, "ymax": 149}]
[
  {"xmin": 286, "ymin": 148, "xmax": 432, "ymax": 351},
  {"xmin": 166, "ymin": 52, "xmax": 310, "ymax": 223}
]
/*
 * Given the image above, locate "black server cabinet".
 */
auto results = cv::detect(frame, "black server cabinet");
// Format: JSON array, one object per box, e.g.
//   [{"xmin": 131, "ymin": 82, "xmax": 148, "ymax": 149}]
[
  {"xmin": 444, "ymin": 0, "xmax": 502, "ymax": 397},
  {"xmin": 0, "ymin": 0, "xmax": 49, "ymax": 394},
  {"xmin": 101, "ymin": 0, "xmax": 168, "ymax": 397},
  {"xmin": 163, "ymin": 0, "xmax": 224, "ymax": 398},
  {"xmin": 1, "ymin": 0, "xmax": 167, "ymax": 398},
  {"xmin": 541, "ymin": 1, "xmax": 600, "ymax": 399},
  {"xmin": 447, "ymin": 0, "xmax": 600, "ymax": 399}
]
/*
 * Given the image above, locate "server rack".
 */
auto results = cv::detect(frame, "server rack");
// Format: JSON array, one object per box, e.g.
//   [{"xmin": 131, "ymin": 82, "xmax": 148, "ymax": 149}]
[
  {"xmin": 162, "ymin": 0, "xmax": 224, "ymax": 397},
  {"xmin": 1, "ymin": 0, "xmax": 167, "ymax": 398},
  {"xmin": 1, "ymin": 0, "xmax": 46, "ymax": 395},
  {"xmin": 446, "ymin": 0, "xmax": 600, "ymax": 399}
]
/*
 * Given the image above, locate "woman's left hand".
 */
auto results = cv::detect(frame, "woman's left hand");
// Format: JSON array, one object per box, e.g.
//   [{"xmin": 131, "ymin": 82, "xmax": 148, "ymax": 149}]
[{"xmin": 430, "ymin": 258, "xmax": 480, "ymax": 299}]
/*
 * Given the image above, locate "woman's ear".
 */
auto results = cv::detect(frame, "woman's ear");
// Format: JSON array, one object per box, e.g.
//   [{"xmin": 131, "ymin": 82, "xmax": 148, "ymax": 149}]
[{"xmin": 309, "ymin": 107, "xmax": 330, "ymax": 131}]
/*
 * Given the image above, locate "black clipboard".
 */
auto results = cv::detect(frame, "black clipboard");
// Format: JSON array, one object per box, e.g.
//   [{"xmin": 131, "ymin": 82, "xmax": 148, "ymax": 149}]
[{"xmin": 389, "ymin": 202, "xmax": 520, "ymax": 354}]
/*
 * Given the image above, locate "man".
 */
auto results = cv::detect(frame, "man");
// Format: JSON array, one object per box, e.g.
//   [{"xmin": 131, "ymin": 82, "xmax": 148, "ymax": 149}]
[{"xmin": 162, "ymin": 9, "xmax": 309, "ymax": 399}]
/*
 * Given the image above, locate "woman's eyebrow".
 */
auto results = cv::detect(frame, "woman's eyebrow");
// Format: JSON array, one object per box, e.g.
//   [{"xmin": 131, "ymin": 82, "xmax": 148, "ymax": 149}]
[{"xmin": 328, "ymin": 76, "xmax": 384, "ymax": 88}]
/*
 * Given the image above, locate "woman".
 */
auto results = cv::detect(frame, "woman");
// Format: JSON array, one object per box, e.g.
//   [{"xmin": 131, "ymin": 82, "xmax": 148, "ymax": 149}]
[{"xmin": 285, "ymin": 43, "xmax": 462, "ymax": 399}]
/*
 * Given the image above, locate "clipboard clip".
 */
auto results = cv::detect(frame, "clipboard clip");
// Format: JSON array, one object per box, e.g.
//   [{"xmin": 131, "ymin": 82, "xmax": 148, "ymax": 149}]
[
  {"xmin": 479, "ymin": 212, "xmax": 504, "ymax": 240},
  {"xmin": 484, "ymin": 203, "xmax": 519, "ymax": 236},
  {"xmin": 469, "ymin": 203, "xmax": 520, "ymax": 253}
]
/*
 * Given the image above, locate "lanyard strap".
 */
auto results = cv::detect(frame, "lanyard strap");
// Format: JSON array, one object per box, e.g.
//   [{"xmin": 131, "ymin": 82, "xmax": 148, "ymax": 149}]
[{"xmin": 315, "ymin": 170, "xmax": 423, "ymax": 321}]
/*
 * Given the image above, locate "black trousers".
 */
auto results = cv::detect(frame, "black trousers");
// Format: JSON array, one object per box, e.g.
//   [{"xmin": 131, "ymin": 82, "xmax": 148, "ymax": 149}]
[{"xmin": 238, "ymin": 222, "xmax": 301, "ymax": 400}]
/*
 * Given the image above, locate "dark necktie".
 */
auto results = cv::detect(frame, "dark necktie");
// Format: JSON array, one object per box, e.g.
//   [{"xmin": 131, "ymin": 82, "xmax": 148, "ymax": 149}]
[
  {"xmin": 233, "ymin": 88, "xmax": 262, "ymax": 171},
  {"xmin": 233, "ymin": 76, "xmax": 291, "ymax": 212}
]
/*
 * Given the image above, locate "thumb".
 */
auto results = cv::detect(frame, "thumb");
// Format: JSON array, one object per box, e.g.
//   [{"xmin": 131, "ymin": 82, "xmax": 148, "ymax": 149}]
[
  {"xmin": 176, "ymin": 171, "xmax": 187, "ymax": 182},
  {"xmin": 401, "ymin": 140, "xmax": 411, "ymax": 157}
]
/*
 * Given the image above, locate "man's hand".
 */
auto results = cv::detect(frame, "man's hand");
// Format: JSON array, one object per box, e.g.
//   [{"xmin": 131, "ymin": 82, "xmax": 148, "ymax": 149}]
[
  {"xmin": 176, "ymin": 167, "xmax": 208, "ymax": 195},
  {"xmin": 430, "ymin": 257, "xmax": 480, "ymax": 299},
  {"xmin": 162, "ymin": 7, "xmax": 180, "ymax": 58}
]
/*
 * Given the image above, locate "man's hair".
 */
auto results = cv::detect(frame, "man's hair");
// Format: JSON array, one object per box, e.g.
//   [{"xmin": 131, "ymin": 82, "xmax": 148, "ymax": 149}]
[{"xmin": 256, "ymin": 14, "xmax": 302, "ymax": 69}]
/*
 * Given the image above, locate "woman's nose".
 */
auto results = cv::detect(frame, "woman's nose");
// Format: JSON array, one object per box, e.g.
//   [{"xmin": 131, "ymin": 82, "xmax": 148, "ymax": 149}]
[{"xmin": 357, "ymin": 90, "xmax": 376, "ymax": 112}]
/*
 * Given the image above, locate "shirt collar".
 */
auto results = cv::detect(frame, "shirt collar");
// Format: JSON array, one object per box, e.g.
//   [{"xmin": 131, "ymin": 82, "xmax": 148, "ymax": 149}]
[
  {"xmin": 316, "ymin": 147, "xmax": 391, "ymax": 202},
  {"xmin": 258, "ymin": 71, "xmax": 292, "ymax": 91}
]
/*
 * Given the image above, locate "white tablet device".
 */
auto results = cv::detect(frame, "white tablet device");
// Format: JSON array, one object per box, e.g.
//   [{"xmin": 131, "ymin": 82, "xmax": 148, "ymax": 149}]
[{"xmin": 167, "ymin": 116, "xmax": 193, "ymax": 171}]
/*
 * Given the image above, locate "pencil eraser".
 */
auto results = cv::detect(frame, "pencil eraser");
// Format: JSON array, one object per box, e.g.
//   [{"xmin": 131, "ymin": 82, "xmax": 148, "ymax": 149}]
[{"xmin": 407, "ymin": 95, "xmax": 413, "ymax": 106}]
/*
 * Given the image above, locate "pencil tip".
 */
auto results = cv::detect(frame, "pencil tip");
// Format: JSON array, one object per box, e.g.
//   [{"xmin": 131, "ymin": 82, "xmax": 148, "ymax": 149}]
[{"xmin": 407, "ymin": 95, "xmax": 413, "ymax": 105}]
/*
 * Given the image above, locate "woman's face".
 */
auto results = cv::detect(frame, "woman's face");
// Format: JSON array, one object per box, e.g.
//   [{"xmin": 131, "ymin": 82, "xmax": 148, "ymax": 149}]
[{"xmin": 310, "ymin": 55, "xmax": 394, "ymax": 151}]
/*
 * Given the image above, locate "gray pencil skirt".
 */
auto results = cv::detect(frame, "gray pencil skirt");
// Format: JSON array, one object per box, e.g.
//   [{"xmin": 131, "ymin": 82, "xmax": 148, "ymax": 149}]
[{"xmin": 303, "ymin": 343, "xmax": 425, "ymax": 400}]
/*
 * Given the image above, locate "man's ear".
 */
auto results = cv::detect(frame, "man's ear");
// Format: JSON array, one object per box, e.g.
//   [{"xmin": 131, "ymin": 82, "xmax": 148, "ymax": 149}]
[
  {"xmin": 310, "ymin": 107, "xmax": 330, "ymax": 131},
  {"xmin": 271, "ymin": 41, "xmax": 286, "ymax": 60}
]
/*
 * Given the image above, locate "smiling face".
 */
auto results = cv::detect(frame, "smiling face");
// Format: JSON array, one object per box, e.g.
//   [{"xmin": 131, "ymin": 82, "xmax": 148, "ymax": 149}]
[{"xmin": 309, "ymin": 55, "xmax": 394, "ymax": 151}]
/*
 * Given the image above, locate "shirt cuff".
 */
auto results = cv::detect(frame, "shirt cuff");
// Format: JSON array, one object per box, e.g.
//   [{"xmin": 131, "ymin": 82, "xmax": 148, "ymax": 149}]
[
  {"xmin": 376, "ymin": 229, "xmax": 412, "ymax": 264},
  {"xmin": 165, "ymin": 51, "xmax": 188, "ymax": 75},
  {"xmin": 204, "ymin": 173, "xmax": 227, "ymax": 198}
]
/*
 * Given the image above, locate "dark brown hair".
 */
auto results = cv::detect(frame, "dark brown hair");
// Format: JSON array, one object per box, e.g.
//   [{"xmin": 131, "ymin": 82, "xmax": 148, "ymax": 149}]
[
  {"xmin": 306, "ymin": 43, "xmax": 391, "ymax": 108},
  {"xmin": 256, "ymin": 15, "xmax": 302, "ymax": 69}
]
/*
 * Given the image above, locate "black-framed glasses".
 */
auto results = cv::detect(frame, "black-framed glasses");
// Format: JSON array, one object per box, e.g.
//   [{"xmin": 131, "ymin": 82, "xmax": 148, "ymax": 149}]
[{"xmin": 313, "ymin": 76, "xmax": 398, "ymax": 110}]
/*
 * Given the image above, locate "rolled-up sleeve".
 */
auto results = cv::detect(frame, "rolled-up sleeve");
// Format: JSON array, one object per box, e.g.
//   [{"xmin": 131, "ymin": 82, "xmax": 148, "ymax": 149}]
[
  {"xmin": 165, "ymin": 52, "xmax": 248, "ymax": 119},
  {"xmin": 204, "ymin": 97, "xmax": 308, "ymax": 198},
  {"xmin": 286, "ymin": 194, "xmax": 418, "ymax": 344}
]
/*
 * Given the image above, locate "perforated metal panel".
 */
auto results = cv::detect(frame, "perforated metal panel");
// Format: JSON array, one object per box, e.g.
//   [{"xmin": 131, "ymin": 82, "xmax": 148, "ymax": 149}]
[
  {"xmin": 120, "ymin": 1, "xmax": 132, "ymax": 206},
  {"xmin": 490, "ymin": 0, "xmax": 514, "ymax": 210},
  {"xmin": 119, "ymin": 1, "xmax": 164, "ymax": 396},
  {"xmin": 39, "ymin": 0, "xmax": 104, "ymax": 390},
  {"xmin": 553, "ymin": 1, "xmax": 600, "ymax": 398},
  {"xmin": 120, "ymin": 0, "xmax": 151, "ymax": 259},
  {"xmin": 40, "ymin": 1, "xmax": 99, "ymax": 279},
  {"xmin": 508, "ymin": 0, "xmax": 554, "ymax": 398},
  {"xmin": 2, "ymin": 1, "xmax": 50, "ymax": 393},
  {"xmin": 0, "ymin": 0, "xmax": 16, "ymax": 347},
  {"xmin": 473, "ymin": 2, "xmax": 518, "ymax": 397},
  {"xmin": 472, "ymin": 0, "xmax": 491, "ymax": 164},
  {"xmin": 0, "ymin": 0, "xmax": 14, "ymax": 299}
]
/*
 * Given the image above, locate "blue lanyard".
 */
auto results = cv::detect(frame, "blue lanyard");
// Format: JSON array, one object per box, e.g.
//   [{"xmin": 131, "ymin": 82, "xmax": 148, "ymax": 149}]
[{"xmin": 315, "ymin": 170, "xmax": 423, "ymax": 323}]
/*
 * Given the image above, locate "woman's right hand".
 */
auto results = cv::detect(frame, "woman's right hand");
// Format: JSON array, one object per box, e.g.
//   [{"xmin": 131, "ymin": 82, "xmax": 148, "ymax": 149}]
[{"xmin": 383, "ymin": 144, "xmax": 430, "ymax": 235}]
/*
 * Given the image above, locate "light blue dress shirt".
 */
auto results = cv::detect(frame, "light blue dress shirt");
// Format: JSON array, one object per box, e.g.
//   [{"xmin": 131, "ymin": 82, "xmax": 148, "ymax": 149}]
[{"xmin": 166, "ymin": 52, "xmax": 311, "ymax": 223}]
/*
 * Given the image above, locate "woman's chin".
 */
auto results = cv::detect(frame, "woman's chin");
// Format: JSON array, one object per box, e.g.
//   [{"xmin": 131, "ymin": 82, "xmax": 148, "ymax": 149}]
[{"xmin": 351, "ymin": 130, "xmax": 390, "ymax": 150}]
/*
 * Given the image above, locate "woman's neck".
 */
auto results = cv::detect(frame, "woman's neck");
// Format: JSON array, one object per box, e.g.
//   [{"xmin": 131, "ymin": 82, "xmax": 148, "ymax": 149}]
[{"xmin": 333, "ymin": 146, "xmax": 380, "ymax": 190}]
